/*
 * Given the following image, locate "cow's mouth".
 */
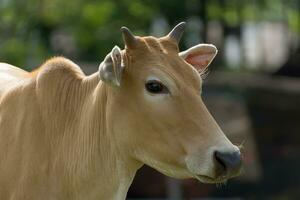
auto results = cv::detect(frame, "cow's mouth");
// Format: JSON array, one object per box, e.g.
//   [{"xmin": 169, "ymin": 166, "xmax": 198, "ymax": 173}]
[{"xmin": 195, "ymin": 174, "xmax": 228, "ymax": 184}]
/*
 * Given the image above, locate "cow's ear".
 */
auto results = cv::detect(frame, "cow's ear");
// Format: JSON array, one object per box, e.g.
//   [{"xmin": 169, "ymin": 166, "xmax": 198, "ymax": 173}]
[
  {"xmin": 179, "ymin": 44, "xmax": 217, "ymax": 72},
  {"xmin": 99, "ymin": 46, "xmax": 124, "ymax": 87}
]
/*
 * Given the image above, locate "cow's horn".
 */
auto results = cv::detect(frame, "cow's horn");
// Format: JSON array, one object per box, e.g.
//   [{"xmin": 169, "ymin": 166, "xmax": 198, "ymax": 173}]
[
  {"xmin": 167, "ymin": 22, "xmax": 186, "ymax": 43},
  {"xmin": 121, "ymin": 26, "xmax": 137, "ymax": 48}
]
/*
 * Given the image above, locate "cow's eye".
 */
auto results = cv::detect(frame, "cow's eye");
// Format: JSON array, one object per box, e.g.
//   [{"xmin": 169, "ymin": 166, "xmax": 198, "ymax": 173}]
[{"xmin": 145, "ymin": 80, "xmax": 169, "ymax": 94}]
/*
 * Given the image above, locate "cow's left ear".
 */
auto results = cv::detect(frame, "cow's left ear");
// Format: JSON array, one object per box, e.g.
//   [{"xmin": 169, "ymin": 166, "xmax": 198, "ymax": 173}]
[
  {"xmin": 99, "ymin": 45, "xmax": 124, "ymax": 87},
  {"xmin": 179, "ymin": 44, "xmax": 217, "ymax": 72}
]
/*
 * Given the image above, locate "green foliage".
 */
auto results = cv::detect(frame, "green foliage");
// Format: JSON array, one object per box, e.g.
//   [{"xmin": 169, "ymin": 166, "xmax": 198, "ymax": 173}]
[{"xmin": 0, "ymin": 0, "xmax": 299, "ymax": 68}]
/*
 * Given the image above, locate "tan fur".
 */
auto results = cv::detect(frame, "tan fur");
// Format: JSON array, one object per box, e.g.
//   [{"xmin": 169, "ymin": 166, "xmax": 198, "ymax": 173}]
[{"xmin": 0, "ymin": 37, "xmax": 239, "ymax": 200}]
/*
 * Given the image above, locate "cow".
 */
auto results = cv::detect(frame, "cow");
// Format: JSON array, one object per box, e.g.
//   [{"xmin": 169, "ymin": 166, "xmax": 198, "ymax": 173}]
[{"xmin": 0, "ymin": 22, "xmax": 242, "ymax": 200}]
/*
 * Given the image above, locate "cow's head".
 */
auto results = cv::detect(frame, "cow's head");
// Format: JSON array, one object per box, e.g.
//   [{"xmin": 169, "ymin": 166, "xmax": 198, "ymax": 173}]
[{"xmin": 99, "ymin": 22, "xmax": 242, "ymax": 183}]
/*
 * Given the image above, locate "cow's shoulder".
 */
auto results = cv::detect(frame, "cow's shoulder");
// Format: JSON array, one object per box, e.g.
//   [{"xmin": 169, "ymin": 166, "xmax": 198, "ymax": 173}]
[{"xmin": 34, "ymin": 57, "xmax": 85, "ymax": 81}]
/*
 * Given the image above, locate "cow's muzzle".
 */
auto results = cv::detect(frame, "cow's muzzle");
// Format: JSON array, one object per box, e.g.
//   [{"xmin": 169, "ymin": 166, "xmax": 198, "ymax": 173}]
[{"xmin": 214, "ymin": 149, "xmax": 242, "ymax": 178}]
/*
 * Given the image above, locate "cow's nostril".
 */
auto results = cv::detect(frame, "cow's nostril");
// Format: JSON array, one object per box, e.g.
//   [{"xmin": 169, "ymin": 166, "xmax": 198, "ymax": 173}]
[
  {"xmin": 214, "ymin": 150, "xmax": 242, "ymax": 177},
  {"xmin": 214, "ymin": 151, "xmax": 227, "ymax": 172}
]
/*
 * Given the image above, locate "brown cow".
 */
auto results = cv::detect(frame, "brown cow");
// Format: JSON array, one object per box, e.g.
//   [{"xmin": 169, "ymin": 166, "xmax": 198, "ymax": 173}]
[{"xmin": 0, "ymin": 22, "xmax": 241, "ymax": 200}]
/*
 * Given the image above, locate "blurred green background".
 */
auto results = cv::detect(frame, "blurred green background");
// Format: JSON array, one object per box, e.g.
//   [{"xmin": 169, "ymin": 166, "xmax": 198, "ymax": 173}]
[
  {"xmin": 1, "ymin": 0, "xmax": 299, "ymax": 71},
  {"xmin": 1, "ymin": 0, "xmax": 300, "ymax": 199}
]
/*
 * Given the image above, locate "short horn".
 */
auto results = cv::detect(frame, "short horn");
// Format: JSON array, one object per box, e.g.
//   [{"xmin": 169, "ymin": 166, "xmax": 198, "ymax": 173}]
[
  {"xmin": 120, "ymin": 26, "xmax": 137, "ymax": 48},
  {"xmin": 167, "ymin": 22, "xmax": 186, "ymax": 43}
]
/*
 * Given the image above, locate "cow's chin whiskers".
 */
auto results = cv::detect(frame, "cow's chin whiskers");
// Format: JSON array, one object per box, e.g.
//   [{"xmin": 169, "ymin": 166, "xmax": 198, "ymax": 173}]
[
  {"xmin": 194, "ymin": 174, "xmax": 228, "ymax": 184},
  {"xmin": 139, "ymin": 157, "xmax": 190, "ymax": 179},
  {"xmin": 149, "ymin": 162, "xmax": 191, "ymax": 179}
]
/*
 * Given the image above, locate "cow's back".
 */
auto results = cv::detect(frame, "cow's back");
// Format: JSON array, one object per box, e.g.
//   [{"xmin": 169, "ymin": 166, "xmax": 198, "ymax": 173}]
[{"xmin": 0, "ymin": 63, "xmax": 29, "ymax": 93}]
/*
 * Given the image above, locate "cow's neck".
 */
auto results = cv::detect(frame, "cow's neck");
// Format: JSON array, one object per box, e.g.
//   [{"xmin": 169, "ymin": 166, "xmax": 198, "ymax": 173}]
[{"xmin": 74, "ymin": 73, "xmax": 141, "ymax": 199}]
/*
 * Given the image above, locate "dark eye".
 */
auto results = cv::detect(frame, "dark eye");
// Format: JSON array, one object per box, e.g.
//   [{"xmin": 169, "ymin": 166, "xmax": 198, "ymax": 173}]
[{"xmin": 145, "ymin": 80, "xmax": 169, "ymax": 94}]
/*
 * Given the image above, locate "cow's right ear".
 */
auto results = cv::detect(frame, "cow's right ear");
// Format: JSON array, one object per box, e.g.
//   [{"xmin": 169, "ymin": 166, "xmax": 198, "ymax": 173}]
[
  {"xmin": 179, "ymin": 44, "xmax": 217, "ymax": 72},
  {"xmin": 99, "ymin": 45, "xmax": 124, "ymax": 87}
]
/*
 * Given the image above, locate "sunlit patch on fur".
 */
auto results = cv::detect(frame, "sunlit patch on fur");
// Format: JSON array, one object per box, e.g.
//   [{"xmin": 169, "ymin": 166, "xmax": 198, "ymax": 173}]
[{"xmin": 0, "ymin": 73, "xmax": 17, "ymax": 81}]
